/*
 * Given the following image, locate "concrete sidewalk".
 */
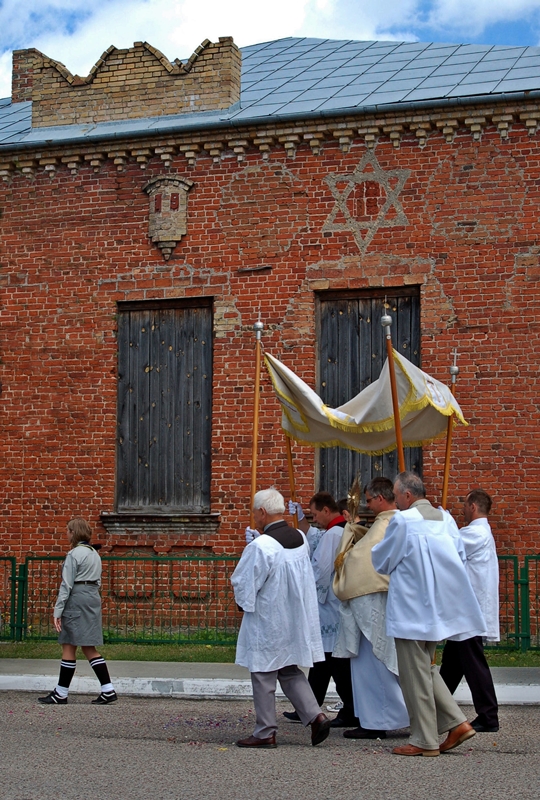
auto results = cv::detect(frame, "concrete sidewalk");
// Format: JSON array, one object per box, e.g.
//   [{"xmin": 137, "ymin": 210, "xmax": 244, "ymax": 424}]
[{"xmin": 1, "ymin": 659, "xmax": 540, "ymax": 703}]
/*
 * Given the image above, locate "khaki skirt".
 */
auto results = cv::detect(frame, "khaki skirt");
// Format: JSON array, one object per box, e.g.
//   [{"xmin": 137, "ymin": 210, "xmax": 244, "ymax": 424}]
[{"xmin": 58, "ymin": 583, "xmax": 104, "ymax": 646}]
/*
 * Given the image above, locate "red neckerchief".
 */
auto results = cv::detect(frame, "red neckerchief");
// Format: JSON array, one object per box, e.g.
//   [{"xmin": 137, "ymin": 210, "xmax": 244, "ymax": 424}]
[{"xmin": 326, "ymin": 515, "xmax": 345, "ymax": 530}]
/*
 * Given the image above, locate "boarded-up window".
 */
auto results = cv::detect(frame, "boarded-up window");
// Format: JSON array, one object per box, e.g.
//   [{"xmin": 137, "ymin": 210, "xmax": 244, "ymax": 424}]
[
  {"xmin": 316, "ymin": 287, "xmax": 421, "ymax": 501},
  {"xmin": 116, "ymin": 299, "xmax": 212, "ymax": 512}
]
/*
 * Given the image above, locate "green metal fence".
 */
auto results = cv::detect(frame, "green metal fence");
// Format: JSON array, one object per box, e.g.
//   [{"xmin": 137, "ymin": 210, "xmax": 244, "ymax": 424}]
[
  {"xmin": 489, "ymin": 555, "xmax": 520, "ymax": 650},
  {"xmin": 22, "ymin": 555, "xmax": 243, "ymax": 644},
  {"xmin": 521, "ymin": 555, "xmax": 540, "ymax": 651},
  {"xmin": 0, "ymin": 557, "xmax": 17, "ymax": 641},
  {"xmin": 0, "ymin": 553, "xmax": 538, "ymax": 647}
]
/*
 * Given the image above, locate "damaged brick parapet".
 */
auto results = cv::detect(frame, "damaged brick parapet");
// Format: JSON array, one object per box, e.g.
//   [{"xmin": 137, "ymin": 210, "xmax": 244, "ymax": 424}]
[{"xmin": 12, "ymin": 38, "xmax": 241, "ymax": 127}]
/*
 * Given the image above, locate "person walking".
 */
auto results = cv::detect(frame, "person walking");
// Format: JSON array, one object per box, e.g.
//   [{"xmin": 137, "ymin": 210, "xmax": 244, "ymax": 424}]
[
  {"xmin": 440, "ymin": 489, "xmax": 500, "ymax": 732},
  {"xmin": 38, "ymin": 518, "xmax": 117, "ymax": 705},
  {"xmin": 233, "ymin": 489, "xmax": 331, "ymax": 748},
  {"xmin": 372, "ymin": 472, "xmax": 485, "ymax": 756}
]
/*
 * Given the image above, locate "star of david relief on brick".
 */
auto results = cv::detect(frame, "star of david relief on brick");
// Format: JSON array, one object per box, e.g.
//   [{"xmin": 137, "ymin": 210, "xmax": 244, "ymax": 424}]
[
  {"xmin": 143, "ymin": 175, "xmax": 194, "ymax": 260},
  {"xmin": 322, "ymin": 152, "xmax": 410, "ymax": 255}
]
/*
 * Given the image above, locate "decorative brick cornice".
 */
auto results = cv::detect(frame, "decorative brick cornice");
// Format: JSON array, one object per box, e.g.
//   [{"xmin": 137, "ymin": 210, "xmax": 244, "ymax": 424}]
[{"xmin": 3, "ymin": 99, "xmax": 540, "ymax": 181}]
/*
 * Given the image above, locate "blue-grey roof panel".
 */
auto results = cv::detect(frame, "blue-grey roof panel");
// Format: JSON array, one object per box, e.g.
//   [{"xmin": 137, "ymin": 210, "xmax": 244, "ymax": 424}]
[
  {"xmin": 363, "ymin": 89, "xmax": 411, "ymax": 105},
  {"xmin": 445, "ymin": 81, "xmax": 502, "ymax": 96},
  {"xmin": 459, "ymin": 69, "xmax": 509, "ymax": 84},
  {"xmin": 471, "ymin": 58, "xmax": 517, "ymax": 73},
  {"xmin": 496, "ymin": 76, "xmax": 540, "ymax": 91},
  {"xmin": 3, "ymin": 36, "xmax": 540, "ymax": 149}
]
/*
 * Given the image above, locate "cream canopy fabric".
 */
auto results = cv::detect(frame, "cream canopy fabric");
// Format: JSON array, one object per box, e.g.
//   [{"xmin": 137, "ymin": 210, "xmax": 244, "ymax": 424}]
[{"xmin": 264, "ymin": 351, "xmax": 467, "ymax": 455}]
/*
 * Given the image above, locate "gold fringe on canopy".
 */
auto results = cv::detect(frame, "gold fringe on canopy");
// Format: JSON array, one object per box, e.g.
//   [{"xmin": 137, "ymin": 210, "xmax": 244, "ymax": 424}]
[{"xmin": 265, "ymin": 351, "xmax": 466, "ymax": 455}]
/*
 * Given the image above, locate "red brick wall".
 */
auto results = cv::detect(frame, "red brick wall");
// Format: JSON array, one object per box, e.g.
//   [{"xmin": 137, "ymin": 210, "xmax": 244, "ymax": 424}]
[{"xmin": 1, "ymin": 124, "xmax": 539, "ymax": 560}]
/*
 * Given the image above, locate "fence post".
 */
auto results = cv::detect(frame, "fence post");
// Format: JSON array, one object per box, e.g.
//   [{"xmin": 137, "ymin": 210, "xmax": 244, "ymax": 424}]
[
  {"xmin": 7, "ymin": 558, "xmax": 17, "ymax": 640},
  {"xmin": 519, "ymin": 562, "xmax": 530, "ymax": 653},
  {"xmin": 14, "ymin": 562, "xmax": 27, "ymax": 642}
]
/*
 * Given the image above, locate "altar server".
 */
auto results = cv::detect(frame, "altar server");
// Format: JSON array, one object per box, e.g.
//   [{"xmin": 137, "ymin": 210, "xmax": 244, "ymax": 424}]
[
  {"xmin": 232, "ymin": 489, "xmax": 331, "ymax": 749},
  {"xmin": 372, "ymin": 472, "xmax": 486, "ymax": 756},
  {"xmin": 440, "ymin": 489, "xmax": 500, "ymax": 732}
]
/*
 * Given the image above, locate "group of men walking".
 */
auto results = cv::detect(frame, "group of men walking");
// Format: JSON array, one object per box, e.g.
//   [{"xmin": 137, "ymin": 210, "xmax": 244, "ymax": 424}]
[{"xmin": 231, "ymin": 472, "xmax": 499, "ymax": 755}]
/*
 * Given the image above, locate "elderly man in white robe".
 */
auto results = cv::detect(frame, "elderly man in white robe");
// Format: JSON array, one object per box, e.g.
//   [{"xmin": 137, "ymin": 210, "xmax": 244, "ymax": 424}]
[
  {"xmin": 232, "ymin": 488, "xmax": 332, "ymax": 749},
  {"xmin": 440, "ymin": 489, "xmax": 500, "ymax": 733},
  {"xmin": 333, "ymin": 477, "xmax": 409, "ymax": 739},
  {"xmin": 284, "ymin": 491, "xmax": 357, "ymax": 728},
  {"xmin": 372, "ymin": 471, "xmax": 487, "ymax": 757}
]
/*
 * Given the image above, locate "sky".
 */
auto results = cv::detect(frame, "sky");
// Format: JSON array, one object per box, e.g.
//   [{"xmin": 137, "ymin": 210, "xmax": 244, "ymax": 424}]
[{"xmin": 1, "ymin": 0, "xmax": 540, "ymax": 99}]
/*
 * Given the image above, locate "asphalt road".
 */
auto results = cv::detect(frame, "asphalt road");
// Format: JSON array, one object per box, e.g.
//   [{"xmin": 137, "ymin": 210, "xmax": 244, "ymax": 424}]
[{"xmin": 1, "ymin": 693, "xmax": 538, "ymax": 800}]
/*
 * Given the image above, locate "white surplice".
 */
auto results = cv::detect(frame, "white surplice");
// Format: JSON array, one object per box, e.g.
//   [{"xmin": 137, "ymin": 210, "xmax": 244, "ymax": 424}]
[
  {"xmin": 231, "ymin": 533, "xmax": 324, "ymax": 673},
  {"xmin": 306, "ymin": 525, "xmax": 324, "ymax": 558},
  {"xmin": 371, "ymin": 507, "xmax": 487, "ymax": 642},
  {"xmin": 311, "ymin": 523, "xmax": 344, "ymax": 651},
  {"xmin": 459, "ymin": 517, "xmax": 500, "ymax": 641}
]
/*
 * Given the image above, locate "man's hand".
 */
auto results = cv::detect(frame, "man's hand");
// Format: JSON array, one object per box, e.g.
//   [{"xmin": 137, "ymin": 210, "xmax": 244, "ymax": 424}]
[
  {"xmin": 54, "ymin": 617, "xmax": 62, "ymax": 633},
  {"xmin": 245, "ymin": 526, "xmax": 260, "ymax": 543},
  {"xmin": 288, "ymin": 500, "xmax": 305, "ymax": 521}
]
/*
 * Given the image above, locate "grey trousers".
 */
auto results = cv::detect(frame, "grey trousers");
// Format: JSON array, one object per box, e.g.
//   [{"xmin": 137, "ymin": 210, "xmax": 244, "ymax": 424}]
[
  {"xmin": 251, "ymin": 665, "xmax": 322, "ymax": 739},
  {"xmin": 395, "ymin": 639, "xmax": 466, "ymax": 750}
]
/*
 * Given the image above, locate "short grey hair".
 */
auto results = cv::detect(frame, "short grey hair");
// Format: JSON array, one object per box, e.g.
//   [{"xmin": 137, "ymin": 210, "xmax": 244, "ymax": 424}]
[
  {"xmin": 253, "ymin": 488, "xmax": 286, "ymax": 515},
  {"xmin": 394, "ymin": 471, "xmax": 426, "ymax": 498}
]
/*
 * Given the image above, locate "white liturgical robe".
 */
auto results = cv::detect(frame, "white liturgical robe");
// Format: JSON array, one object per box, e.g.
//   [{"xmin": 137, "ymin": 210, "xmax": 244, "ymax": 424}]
[
  {"xmin": 311, "ymin": 523, "xmax": 344, "ymax": 652},
  {"xmin": 371, "ymin": 507, "xmax": 487, "ymax": 642},
  {"xmin": 459, "ymin": 517, "xmax": 500, "ymax": 641},
  {"xmin": 231, "ymin": 532, "xmax": 324, "ymax": 673}
]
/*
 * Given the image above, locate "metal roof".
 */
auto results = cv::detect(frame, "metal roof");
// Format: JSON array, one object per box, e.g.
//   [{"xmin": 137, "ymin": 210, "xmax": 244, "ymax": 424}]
[{"xmin": 2, "ymin": 36, "xmax": 540, "ymax": 149}]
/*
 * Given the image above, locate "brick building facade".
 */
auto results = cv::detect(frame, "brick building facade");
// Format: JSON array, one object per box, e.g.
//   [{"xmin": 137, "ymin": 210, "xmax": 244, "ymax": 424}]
[{"xmin": 1, "ymin": 36, "xmax": 539, "ymax": 561}]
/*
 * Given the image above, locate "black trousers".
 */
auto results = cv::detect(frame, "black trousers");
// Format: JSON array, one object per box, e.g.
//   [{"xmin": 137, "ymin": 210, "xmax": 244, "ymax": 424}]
[
  {"xmin": 440, "ymin": 636, "xmax": 499, "ymax": 727},
  {"xmin": 308, "ymin": 652, "xmax": 357, "ymax": 723}
]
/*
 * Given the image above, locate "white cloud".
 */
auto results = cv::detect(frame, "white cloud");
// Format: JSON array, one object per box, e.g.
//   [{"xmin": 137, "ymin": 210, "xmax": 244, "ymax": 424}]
[
  {"xmin": 2, "ymin": 0, "xmax": 540, "ymax": 99},
  {"xmin": 426, "ymin": 0, "xmax": 540, "ymax": 35}
]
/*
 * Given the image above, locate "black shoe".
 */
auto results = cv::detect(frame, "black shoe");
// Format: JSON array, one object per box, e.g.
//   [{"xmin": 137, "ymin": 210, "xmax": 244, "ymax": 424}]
[
  {"xmin": 471, "ymin": 720, "xmax": 499, "ymax": 733},
  {"xmin": 38, "ymin": 691, "xmax": 67, "ymax": 705},
  {"xmin": 330, "ymin": 715, "xmax": 360, "ymax": 728},
  {"xmin": 343, "ymin": 726, "xmax": 387, "ymax": 739},
  {"xmin": 283, "ymin": 710, "xmax": 301, "ymax": 722},
  {"xmin": 91, "ymin": 691, "xmax": 118, "ymax": 705},
  {"xmin": 311, "ymin": 713, "xmax": 332, "ymax": 746}
]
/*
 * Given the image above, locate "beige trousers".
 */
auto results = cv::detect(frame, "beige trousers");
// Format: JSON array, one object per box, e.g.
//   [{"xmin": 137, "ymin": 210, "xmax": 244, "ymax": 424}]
[
  {"xmin": 395, "ymin": 638, "xmax": 466, "ymax": 750},
  {"xmin": 251, "ymin": 665, "xmax": 321, "ymax": 739}
]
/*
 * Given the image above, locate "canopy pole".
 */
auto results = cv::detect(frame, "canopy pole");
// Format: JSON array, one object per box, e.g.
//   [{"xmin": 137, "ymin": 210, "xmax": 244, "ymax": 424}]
[
  {"xmin": 250, "ymin": 319, "xmax": 264, "ymax": 527},
  {"xmin": 285, "ymin": 435, "xmax": 299, "ymax": 528},
  {"xmin": 441, "ymin": 350, "xmax": 459, "ymax": 510},
  {"xmin": 381, "ymin": 311, "xmax": 406, "ymax": 473}
]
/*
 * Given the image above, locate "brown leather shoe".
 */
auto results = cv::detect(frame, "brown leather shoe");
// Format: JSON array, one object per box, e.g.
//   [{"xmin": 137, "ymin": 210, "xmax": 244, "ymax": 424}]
[
  {"xmin": 236, "ymin": 733, "xmax": 277, "ymax": 748},
  {"xmin": 311, "ymin": 713, "xmax": 332, "ymax": 746},
  {"xmin": 440, "ymin": 721, "xmax": 475, "ymax": 753},
  {"xmin": 392, "ymin": 744, "xmax": 440, "ymax": 757}
]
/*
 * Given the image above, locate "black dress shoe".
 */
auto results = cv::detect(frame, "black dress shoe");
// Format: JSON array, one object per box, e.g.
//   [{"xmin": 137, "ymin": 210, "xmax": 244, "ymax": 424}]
[
  {"xmin": 343, "ymin": 726, "xmax": 386, "ymax": 739},
  {"xmin": 91, "ymin": 691, "xmax": 118, "ymax": 705},
  {"xmin": 38, "ymin": 691, "xmax": 67, "ymax": 705},
  {"xmin": 236, "ymin": 733, "xmax": 277, "ymax": 748},
  {"xmin": 311, "ymin": 713, "xmax": 332, "ymax": 746},
  {"xmin": 471, "ymin": 721, "xmax": 499, "ymax": 733},
  {"xmin": 283, "ymin": 710, "xmax": 301, "ymax": 722},
  {"xmin": 330, "ymin": 715, "xmax": 360, "ymax": 728}
]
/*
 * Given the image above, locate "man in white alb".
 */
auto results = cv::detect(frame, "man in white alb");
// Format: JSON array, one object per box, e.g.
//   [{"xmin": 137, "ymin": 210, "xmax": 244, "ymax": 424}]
[
  {"xmin": 372, "ymin": 471, "xmax": 486, "ymax": 756},
  {"xmin": 232, "ymin": 489, "xmax": 332, "ymax": 749},
  {"xmin": 440, "ymin": 489, "xmax": 499, "ymax": 733}
]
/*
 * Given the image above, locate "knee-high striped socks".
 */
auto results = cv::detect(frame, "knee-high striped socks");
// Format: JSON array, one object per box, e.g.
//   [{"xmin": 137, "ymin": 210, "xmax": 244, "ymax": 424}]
[
  {"xmin": 89, "ymin": 656, "xmax": 115, "ymax": 695},
  {"xmin": 54, "ymin": 655, "xmax": 115, "ymax": 699},
  {"xmin": 55, "ymin": 659, "xmax": 76, "ymax": 698}
]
